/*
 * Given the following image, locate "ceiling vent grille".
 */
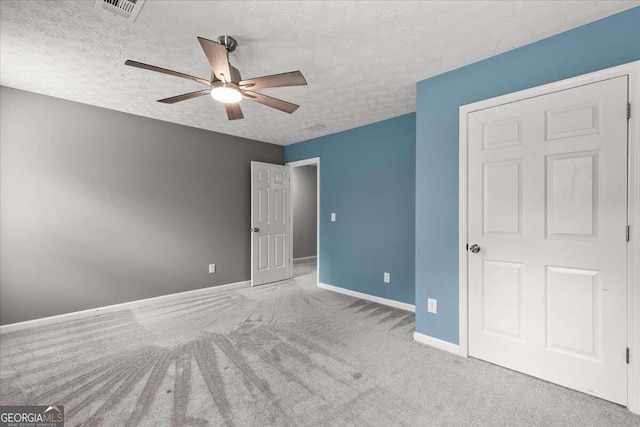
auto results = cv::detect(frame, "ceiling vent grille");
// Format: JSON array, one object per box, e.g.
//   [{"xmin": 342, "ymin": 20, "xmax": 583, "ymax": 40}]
[
  {"xmin": 95, "ymin": 0, "xmax": 145, "ymax": 22},
  {"xmin": 303, "ymin": 123, "xmax": 327, "ymax": 132}
]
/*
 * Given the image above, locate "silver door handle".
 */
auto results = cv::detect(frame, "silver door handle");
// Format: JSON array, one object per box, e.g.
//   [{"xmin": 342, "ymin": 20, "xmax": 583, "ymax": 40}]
[
  {"xmin": 251, "ymin": 227, "xmax": 260, "ymax": 232},
  {"xmin": 469, "ymin": 244, "xmax": 481, "ymax": 253}
]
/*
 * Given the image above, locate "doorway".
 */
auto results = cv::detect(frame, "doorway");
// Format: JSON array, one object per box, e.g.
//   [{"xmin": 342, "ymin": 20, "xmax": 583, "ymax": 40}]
[{"xmin": 287, "ymin": 158, "xmax": 320, "ymax": 285}]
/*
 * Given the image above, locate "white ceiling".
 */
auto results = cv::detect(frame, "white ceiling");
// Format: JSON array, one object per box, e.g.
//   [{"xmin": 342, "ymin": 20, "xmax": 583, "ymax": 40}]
[{"xmin": 1, "ymin": 1, "xmax": 637, "ymax": 145}]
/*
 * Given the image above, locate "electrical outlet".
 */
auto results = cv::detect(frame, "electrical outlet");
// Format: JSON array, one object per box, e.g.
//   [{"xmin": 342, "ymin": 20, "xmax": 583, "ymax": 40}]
[
  {"xmin": 209, "ymin": 264, "xmax": 216, "ymax": 274},
  {"xmin": 428, "ymin": 298, "xmax": 437, "ymax": 314},
  {"xmin": 331, "ymin": 213, "xmax": 336, "ymax": 222},
  {"xmin": 383, "ymin": 272, "xmax": 390, "ymax": 283}
]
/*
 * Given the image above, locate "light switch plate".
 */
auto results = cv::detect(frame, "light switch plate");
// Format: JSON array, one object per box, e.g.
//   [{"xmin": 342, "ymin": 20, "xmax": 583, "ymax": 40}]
[{"xmin": 331, "ymin": 213, "xmax": 336, "ymax": 222}]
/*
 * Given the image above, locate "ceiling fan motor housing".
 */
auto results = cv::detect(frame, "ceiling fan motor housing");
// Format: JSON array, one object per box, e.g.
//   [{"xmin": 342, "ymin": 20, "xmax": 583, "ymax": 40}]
[
  {"xmin": 210, "ymin": 65, "xmax": 241, "ymax": 83},
  {"xmin": 229, "ymin": 65, "xmax": 241, "ymax": 83}
]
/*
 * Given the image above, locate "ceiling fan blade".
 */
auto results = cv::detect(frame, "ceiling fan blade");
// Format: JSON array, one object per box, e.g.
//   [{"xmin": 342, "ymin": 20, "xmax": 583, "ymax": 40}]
[
  {"xmin": 243, "ymin": 90, "xmax": 299, "ymax": 114},
  {"xmin": 125, "ymin": 60, "xmax": 211, "ymax": 86},
  {"xmin": 239, "ymin": 71, "xmax": 307, "ymax": 90},
  {"xmin": 157, "ymin": 89, "xmax": 211, "ymax": 104},
  {"xmin": 225, "ymin": 103, "xmax": 244, "ymax": 120},
  {"xmin": 197, "ymin": 37, "xmax": 232, "ymax": 82}
]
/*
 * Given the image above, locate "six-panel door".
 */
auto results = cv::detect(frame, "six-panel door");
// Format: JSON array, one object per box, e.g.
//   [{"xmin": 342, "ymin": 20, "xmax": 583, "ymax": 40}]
[
  {"xmin": 467, "ymin": 76, "xmax": 629, "ymax": 404},
  {"xmin": 251, "ymin": 161, "xmax": 291, "ymax": 286}
]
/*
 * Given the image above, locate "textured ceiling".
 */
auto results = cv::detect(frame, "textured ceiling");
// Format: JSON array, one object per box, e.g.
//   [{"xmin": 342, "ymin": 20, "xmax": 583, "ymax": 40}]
[{"xmin": 1, "ymin": 1, "xmax": 637, "ymax": 145}]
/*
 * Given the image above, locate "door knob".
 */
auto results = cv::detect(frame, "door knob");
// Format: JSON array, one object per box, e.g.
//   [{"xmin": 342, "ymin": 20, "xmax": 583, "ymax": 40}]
[
  {"xmin": 469, "ymin": 244, "xmax": 481, "ymax": 253},
  {"xmin": 251, "ymin": 227, "xmax": 260, "ymax": 232}
]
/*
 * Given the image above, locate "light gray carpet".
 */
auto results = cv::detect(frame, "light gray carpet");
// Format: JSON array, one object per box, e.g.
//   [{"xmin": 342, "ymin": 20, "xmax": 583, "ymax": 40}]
[{"xmin": 1, "ymin": 258, "xmax": 639, "ymax": 426}]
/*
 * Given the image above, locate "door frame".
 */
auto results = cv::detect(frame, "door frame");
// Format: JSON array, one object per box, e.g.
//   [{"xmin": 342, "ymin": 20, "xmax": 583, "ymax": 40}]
[
  {"xmin": 458, "ymin": 61, "xmax": 640, "ymax": 413},
  {"xmin": 286, "ymin": 157, "xmax": 320, "ymax": 286}
]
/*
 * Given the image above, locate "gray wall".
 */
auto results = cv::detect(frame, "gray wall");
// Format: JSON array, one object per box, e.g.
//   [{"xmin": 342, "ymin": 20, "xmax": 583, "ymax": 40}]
[
  {"xmin": 0, "ymin": 86, "xmax": 283, "ymax": 325},
  {"xmin": 292, "ymin": 165, "xmax": 317, "ymax": 258}
]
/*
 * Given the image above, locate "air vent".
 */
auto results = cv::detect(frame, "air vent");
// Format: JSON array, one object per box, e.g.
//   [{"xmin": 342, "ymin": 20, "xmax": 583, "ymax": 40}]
[
  {"xmin": 95, "ymin": 0, "xmax": 145, "ymax": 22},
  {"xmin": 303, "ymin": 123, "xmax": 327, "ymax": 132}
]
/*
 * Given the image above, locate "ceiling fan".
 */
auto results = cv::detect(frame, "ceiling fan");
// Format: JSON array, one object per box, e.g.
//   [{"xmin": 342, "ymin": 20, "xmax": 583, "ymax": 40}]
[{"xmin": 125, "ymin": 36, "xmax": 307, "ymax": 121}]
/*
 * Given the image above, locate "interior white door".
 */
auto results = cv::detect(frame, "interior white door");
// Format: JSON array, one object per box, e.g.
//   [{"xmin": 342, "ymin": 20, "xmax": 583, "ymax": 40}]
[
  {"xmin": 467, "ymin": 76, "xmax": 629, "ymax": 404},
  {"xmin": 251, "ymin": 161, "xmax": 291, "ymax": 286}
]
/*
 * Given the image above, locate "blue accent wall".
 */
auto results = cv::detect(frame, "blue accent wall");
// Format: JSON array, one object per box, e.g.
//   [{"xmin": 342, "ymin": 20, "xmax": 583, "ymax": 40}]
[
  {"xmin": 285, "ymin": 113, "xmax": 416, "ymax": 304},
  {"xmin": 415, "ymin": 7, "xmax": 640, "ymax": 343}
]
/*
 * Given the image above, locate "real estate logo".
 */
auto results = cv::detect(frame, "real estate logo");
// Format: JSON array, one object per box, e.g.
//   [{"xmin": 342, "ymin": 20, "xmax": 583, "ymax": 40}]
[{"xmin": 0, "ymin": 405, "xmax": 64, "ymax": 427}]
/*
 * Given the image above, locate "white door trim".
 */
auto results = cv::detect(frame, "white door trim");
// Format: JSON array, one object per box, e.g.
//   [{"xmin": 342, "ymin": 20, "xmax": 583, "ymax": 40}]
[
  {"xmin": 459, "ymin": 60, "xmax": 640, "ymax": 414},
  {"xmin": 286, "ymin": 157, "xmax": 320, "ymax": 287}
]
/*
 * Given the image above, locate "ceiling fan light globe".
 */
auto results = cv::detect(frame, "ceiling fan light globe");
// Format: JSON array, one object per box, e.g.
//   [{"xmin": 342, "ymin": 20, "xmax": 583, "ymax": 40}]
[{"xmin": 211, "ymin": 86, "xmax": 242, "ymax": 104}]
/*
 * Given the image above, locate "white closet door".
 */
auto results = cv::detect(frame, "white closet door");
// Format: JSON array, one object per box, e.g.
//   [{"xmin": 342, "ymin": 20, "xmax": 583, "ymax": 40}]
[{"xmin": 467, "ymin": 76, "xmax": 629, "ymax": 404}]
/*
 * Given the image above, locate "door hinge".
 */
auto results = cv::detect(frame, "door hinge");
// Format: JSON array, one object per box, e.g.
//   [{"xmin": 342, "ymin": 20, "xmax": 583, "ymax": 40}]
[
  {"xmin": 628, "ymin": 102, "xmax": 632, "ymax": 119},
  {"xmin": 626, "ymin": 225, "xmax": 631, "ymax": 242},
  {"xmin": 627, "ymin": 347, "xmax": 630, "ymax": 364},
  {"xmin": 466, "ymin": 243, "xmax": 469, "ymax": 251}
]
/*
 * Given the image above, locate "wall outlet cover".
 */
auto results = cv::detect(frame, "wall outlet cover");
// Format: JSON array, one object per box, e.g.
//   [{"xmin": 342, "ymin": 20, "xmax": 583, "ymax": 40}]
[
  {"xmin": 331, "ymin": 213, "xmax": 336, "ymax": 222},
  {"xmin": 209, "ymin": 264, "xmax": 216, "ymax": 274},
  {"xmin": 383, "ymin": 272, "xmax": 390, "ymax": 283},
  {"xmin": 428, "ymin": 298, "xmax": 437, "ymax": 314}
]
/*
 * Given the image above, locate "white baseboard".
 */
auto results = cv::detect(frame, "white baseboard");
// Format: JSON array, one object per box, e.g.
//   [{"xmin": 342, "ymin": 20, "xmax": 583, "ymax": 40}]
[
  {"xmin": 293, "ymin": 255, "xmax": 317, "ymax": 262},
  {"xmin": 0, "ymin": 280, "xmax": 251, "ymax": 333},
  {"xmin": 413, "ymin": 331, "xmax": 461, "ymax": 355},
  {"xmin": 318, "ymin": 282, "xmax": 415, "ymax": 312}
]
